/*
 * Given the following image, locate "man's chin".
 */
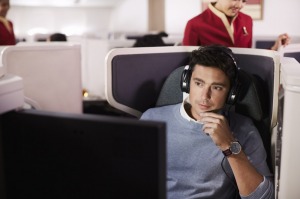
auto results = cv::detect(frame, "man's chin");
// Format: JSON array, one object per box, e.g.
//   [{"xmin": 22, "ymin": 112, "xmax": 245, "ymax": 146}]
[
  {"xmin": 202, "ymin": 108, "xmax": 222, "ymax": 114},
  {"xmin": 207, "ymin": 109, "xmax": 220, "ymax": 113}
]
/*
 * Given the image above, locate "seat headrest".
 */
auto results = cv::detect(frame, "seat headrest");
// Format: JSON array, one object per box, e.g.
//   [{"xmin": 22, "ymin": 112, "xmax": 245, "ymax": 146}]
[
  {"xmin": 155, "ymin": 66, "xmax": 184, "ymax": 107},
  {"xmin": 235, "ymin": 70, "xmax": 268, "ymax": 121}
]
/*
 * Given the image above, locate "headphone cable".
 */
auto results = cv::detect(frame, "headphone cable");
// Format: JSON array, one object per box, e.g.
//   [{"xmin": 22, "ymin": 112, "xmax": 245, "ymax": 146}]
[{"xmin": 221, "ymin": 156, "xmax": 240, "ymax": 199}]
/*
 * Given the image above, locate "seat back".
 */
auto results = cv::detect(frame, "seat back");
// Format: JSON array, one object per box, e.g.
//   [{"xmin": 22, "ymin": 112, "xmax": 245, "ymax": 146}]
[
  {"xmin": 280, "ymin": 43, "xmax": 300, "ymax": 63},
  {"xmin": 106, "ymin": 47, "xmax": 279, "ymax": 121},
  {"xmin": 253, "ymin": 35, "xmax": 300, "ymax": 50},
  {"xmin": 1, "ymin": 43, "xmax": 82, "ymax": 113},
  {"xmin": 105, "ymin": 46, "xmax": 280, "ymax": 170},
  {"xmin": 105, "ymin": 46, "xmax": 195, "ymax": 116}
]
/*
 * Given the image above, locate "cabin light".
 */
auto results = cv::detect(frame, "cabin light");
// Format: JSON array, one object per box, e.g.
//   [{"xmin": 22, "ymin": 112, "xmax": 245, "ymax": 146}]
[{"xmin": 82, "ymin": 89, "xmax": 89, "ymax": 98}]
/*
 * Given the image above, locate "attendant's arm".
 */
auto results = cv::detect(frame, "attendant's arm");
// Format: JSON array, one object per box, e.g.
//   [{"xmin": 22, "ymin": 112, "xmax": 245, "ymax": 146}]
[{"xmin": 200, "ymin": 112, "xmax": 269, "ymax": 197}]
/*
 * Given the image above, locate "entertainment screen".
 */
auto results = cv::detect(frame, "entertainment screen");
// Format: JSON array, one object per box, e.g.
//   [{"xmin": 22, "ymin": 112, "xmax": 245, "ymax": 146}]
[{"xmin": 0, "ymin": 110, "xmax": 166, "ymax": 199}]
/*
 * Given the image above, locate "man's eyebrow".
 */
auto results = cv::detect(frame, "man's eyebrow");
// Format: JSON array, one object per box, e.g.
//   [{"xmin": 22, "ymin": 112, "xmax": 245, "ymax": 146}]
[
  {"xmin": 193, "ymin": 77, "xmax": 204, "ymax": 82},
  {"xmin": 193, "ymin": 77, "xmax": 227, "ymax": 86}
]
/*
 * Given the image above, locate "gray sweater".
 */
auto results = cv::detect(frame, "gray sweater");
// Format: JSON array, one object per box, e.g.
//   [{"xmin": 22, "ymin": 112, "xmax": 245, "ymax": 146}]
[{"xmin": 141, "ymin": 103, "xmax": 274, "ymax": 199}]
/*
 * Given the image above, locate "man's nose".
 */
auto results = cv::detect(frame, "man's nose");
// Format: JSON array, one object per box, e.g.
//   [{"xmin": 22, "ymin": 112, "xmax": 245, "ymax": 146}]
[{"xmin": 200, "ymin": 86, "xmax": 211, "ymax": 100}]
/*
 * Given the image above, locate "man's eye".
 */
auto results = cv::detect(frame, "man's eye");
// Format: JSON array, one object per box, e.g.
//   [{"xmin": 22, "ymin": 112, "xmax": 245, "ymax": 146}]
[
  {"xmin": 195, "ymin": 82, "xmax": 203, "ymax": 86},
  {"xmin": 213, "ymin": 86, "xmax": 223, "ymax": 91}
]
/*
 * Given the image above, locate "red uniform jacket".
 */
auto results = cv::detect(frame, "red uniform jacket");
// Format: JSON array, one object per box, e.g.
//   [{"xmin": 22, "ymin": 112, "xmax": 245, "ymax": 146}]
[
  {"xmin": 0, "ymin": 17, "xmax": 16, "ymax": 45},
  {"xmin": 183, "ymin": 3, "xmax": 252, "ymax": 48}
]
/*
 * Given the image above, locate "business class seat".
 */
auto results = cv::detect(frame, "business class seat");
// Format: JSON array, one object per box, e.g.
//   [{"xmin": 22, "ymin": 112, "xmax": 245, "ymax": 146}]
[
  {"xmin": 279, "ymin": 43, "xmax": 300, "ymax": 63},
  {"xmin": 105, "ymin": 46, "xmax": 280, "ymax": 171},
  {"xmin": 1, "ymin": 43, "xmax": 82, "ymax": 114}
]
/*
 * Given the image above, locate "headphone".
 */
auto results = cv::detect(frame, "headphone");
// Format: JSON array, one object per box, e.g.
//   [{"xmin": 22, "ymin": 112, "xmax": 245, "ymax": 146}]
[{"xmin": 180, "ymin": 50, "xmax": 241, "ymax": 105}]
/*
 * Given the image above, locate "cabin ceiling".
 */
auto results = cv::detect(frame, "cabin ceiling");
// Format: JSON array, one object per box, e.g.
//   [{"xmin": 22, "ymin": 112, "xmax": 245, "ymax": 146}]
[{"xmin": 10, "ymin": 0, "xmax": 124, "ymax": 7}]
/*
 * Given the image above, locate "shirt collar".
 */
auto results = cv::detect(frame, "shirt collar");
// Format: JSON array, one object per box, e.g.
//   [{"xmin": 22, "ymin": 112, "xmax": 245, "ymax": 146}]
[
  {"xmin": 0, "ymin": 16, "xmax": 12, "ymax": 33},
  {"xmin": 208, "ymin": 3, "xmax": 237, "ymax": 44},
  {"xmin": 180, "ymin": 95, "xmax": 225, "ymax": 123},
  {"xmin": 208, "ymin": 3, "xmax": 238, "ymax": 22},
  {"xmin": 180, "ymin": 95, "xmax": 203, "ymax": 124}
]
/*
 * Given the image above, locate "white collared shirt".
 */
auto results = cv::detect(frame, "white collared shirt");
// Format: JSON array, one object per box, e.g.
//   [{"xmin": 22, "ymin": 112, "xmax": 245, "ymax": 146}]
[{"xmin": 180, "ymin": 96, "xmax": 204, "ymax": 124}]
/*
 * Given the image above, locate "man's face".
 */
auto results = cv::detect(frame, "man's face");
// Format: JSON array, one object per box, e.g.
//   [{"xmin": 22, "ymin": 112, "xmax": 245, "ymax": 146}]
[
  {"xmin": 215, "ymin": 0, "xmax": 246, "ymax": 17},
  {"xmin": 0, "ymin": 0, "xmax": 10, "ymax": 18},
  {"xmin": 188, "ymin": 64, "xmax": 230, "ymax": 120}
]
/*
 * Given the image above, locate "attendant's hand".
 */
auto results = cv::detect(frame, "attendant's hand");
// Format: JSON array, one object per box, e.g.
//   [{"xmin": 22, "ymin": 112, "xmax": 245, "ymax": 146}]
[{"xmin": 271, "ymin": 33, "xmax": 291, "ymax": 51}]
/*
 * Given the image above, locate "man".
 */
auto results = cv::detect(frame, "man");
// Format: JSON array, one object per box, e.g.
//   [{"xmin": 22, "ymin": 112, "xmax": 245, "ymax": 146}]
[
  {"xmin": 0, "ymin": 0, "xmax": 16, "ymax": 45},
  {"xmin": 141, "ymin": 45, "xmax": 274, "ymax": 199},
  {"xmin": 182, "ymin": 0, "xmax": 289, "ymax": 51}
]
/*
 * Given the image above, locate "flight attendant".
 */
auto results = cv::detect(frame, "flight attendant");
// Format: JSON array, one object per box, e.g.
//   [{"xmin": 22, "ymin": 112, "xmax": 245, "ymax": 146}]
[
  {"xmin": 0, "ymin": 0, "xmax": 16, "ymax": 45},
  {"xmin": 182, "ymin": 0, "xmax": 290, "ymax": 50}
]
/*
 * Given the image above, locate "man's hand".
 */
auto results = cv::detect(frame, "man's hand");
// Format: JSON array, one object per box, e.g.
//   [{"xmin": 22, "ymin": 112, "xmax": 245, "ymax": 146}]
[{"xmin": 199, "ymin": 112, "xmax": 235, "ymax": 151}]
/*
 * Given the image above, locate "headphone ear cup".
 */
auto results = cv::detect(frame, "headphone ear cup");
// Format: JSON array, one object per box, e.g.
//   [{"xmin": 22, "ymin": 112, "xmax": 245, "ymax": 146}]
[
  {"xmin": 181, "ymin": 65, "xmax": 191, "ymax": 93},
  {"xmin": 226, "ymin": 75, "xmax": 241, "ymax": 105}
]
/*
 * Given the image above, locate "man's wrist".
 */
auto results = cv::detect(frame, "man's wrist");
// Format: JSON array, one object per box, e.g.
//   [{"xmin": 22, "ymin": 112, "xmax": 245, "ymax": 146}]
[{"xmin": 222, "ymin": 141, "xmax": 242, "ymax": 157}]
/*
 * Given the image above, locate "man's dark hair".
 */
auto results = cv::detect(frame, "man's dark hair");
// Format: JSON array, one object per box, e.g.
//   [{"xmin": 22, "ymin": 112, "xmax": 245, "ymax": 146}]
[{"xmin": 189, "ymin": 45, "xmax": 238, "ymax": 84}]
